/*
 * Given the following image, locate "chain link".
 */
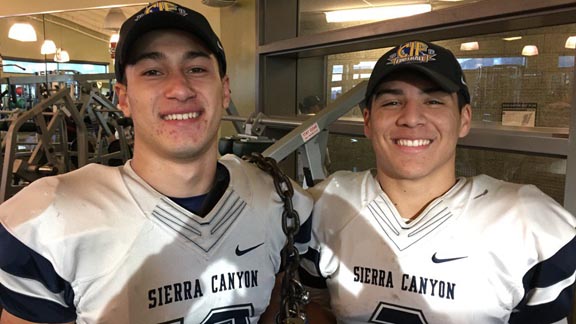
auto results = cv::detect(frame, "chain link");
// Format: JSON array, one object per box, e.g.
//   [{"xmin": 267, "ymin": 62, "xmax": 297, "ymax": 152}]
[{"xmin": 243, "ymin": 152, "xmax": 309, "ymax": 324}]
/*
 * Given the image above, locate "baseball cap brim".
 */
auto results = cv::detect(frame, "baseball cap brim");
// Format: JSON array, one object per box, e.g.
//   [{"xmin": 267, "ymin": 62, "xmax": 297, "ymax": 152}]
[
  {"xmin": 365, "ymin": 63, "xmax": 461, "ymax": 107},
  {"xmin": 115, "ymin": 8, "xmax": 226, "ymax": 83}
]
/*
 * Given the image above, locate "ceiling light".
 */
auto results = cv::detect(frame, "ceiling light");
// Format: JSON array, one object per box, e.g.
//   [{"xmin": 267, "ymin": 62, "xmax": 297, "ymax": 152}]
[
  {"xmin": 460, "ymin": 41, "xmax": 479, "ymax": 51},
  {"xmin": 503, "ymin": 36, "xmax": 522, "ymax": 41},
  {"xmin": 41, "ymin": 40, "xmax": 57, "ymax": 55},
  {"xmin": 324, "ymin": 4, "xmax": 431, "ymax": 23},
  {"xmin": 40, "ymin": 16, "xmax": 56, "ymax": 55},
  {"xmin": 54, "ymin": 48, "xmax": 70, "ymax": 63},
  {"xmin": 521, "ymin": 45, "xmax": 538, "ymax": 56},
  {"xmin": 8, "ymin": 22, "xmax": 37, "ymax": 42},
  {"xmin": 103, "ymin": 8, "xmax": 127, "ymax": 30},
  {"xmin": 565, "ymin": 36, "xmax": 576, "ymax": 49}
]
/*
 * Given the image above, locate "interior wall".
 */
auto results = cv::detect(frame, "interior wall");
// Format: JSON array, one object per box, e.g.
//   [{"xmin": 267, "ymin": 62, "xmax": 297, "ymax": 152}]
[
  {"xmin": 0, "ymin": 17, "xmax": 110, "ymax": 64},
  {"xmin": 219, "ymin": 0, "xmax": 257, "ymax": 138}
]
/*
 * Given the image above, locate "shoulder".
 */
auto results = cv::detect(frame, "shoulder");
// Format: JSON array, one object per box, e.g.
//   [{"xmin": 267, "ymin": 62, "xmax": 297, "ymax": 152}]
[
  {"xmin": 219, "ymin": 154, "xmax": 313, "ymax": 213},
  {"xmin": 308, "ymin": 170, "xmax": 377, "ymax": 230},
  {"xmin": 0, "ymin": 164, "xmax": 122, "ymax": 226},
  {"xmin": 466, "ymin": 174, "xmax": 576, "ymax": 244},
  {"xmin": 469, "ymin": 174, "xmax": 570, "ymax": 215},
  {"xmin": 310, "ymin": 169, "xmax": 377, "ymax": 204},
  {"xmin": 0, "ymin": 164, "xmax": 146, "ymax": 280}
]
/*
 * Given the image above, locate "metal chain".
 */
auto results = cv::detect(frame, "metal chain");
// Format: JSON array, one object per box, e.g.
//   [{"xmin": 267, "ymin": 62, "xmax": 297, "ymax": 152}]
[{"xmin": 244, "ymin": 152, "xmax": 309, "ymax": 324}]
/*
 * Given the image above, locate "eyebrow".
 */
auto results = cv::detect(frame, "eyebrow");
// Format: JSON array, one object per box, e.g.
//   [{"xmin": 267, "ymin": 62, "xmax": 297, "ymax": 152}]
[
  {"xmin": 373, "ymin": 86, "xmax": 448, "ymax": 99},
  {"xmin": 129, "ymin": 50, "xmax": 212, "ymax": 65}
]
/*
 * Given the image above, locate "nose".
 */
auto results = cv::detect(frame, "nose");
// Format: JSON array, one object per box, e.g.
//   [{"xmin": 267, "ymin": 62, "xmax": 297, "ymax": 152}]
[
  {"xmin": 164, "ymin": 71, "xmax": 195, "ymax": 101},
  {"xmin": 396, "ymin": 100, "xmax": 426, "ymax": 127}
]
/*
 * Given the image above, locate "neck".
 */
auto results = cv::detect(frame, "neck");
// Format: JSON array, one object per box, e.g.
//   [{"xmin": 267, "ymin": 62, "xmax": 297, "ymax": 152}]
[
  {"xmin": 130, "ymin": 150, "xmax": 218, "ymax": 198},
  {"xmin": 377, "ymin": 173, "xmax": 457, "ymax": 220}
]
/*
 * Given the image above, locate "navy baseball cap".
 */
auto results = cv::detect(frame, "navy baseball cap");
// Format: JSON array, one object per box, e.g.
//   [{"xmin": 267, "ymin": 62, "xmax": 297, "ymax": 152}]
[
  {"xmin": 115, "ymin": 1, "xmax": 227, "ymax": 83},
  {"xmin": 364, "ymin": 40, "xmax": 470, "ymax": 107}
]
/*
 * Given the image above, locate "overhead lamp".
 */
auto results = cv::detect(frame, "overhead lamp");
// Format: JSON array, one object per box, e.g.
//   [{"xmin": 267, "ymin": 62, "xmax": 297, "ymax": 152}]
[
  {"xmin": 324, "ymin": 4, "xmax": 431, "ymax": 23},
  {"xmin": 8, "ymin": 22, "xmax": 37, "ymax": 42},
  {"xmin": 40, "ymin": 15, "xmax": 56, "ymax": 55},
  {"xmin": 565, "ymin": 36, "xmax": 576, "ymax": 49},
  {"xmin": 460, "ymin": 41, "xmax": 479, "ymax": 51},
  {"xmin": 103, "ymin": 8, "xmax": 127, "ymax": 30},
  {"xmin": 54, "ymin": 48, "xmax": 70, "ymax": 63},
  {"xmin": 503, "ymin": 36, "xmax": 522, "ymax": 41},
  {"xmin": 41, "ymin": 40, "xmax": 57, "ymax": 55},
  {"xmin": 521, "ymin": 45, "xmax": 539, "ymax": 56}
]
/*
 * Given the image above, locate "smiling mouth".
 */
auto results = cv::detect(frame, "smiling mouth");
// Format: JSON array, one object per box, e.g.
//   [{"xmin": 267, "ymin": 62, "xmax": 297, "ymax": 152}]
[
  {"xmin": 163, "ymin": 112, "xmax": 200, "ymax": 121},
  {"xmin": 396, "ymin": 139, "xmax": 431, "ymax": 147}
]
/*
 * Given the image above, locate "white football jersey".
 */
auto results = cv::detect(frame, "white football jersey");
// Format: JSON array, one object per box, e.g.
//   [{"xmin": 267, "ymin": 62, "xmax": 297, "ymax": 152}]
[
  {"xmin": 300, "ymin": 170, "xmax": 576, "ymax": 324},
  {"xmin": 0, "ymin": 154, "xmax": 313, "ymax": 323}
]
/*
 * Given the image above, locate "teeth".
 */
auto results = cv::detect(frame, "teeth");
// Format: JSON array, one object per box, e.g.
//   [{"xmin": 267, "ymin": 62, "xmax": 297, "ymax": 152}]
[
  {"xmin": 163, "ymin": 112, "xmax": 200, "ymax": 121},
  {"xmin": 397, "ymin": 139, "xmax": 431, "ymax": 147}
]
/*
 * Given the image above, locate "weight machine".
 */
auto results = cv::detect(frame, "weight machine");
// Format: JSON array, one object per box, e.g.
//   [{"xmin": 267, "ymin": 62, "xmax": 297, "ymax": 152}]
[{"xmin": 222, "ymin": 81, "xmax": 367, "ymax": 186}]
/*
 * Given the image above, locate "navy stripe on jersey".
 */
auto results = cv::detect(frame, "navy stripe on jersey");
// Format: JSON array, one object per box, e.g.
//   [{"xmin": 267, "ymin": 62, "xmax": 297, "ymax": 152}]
[
  {"xmin": 294, "ymin": 212, "xmax": 312, "ymax": 244},
  {"xmin": 299, "ymin": 248, "xmax": 327, "ymax": 289},
  {"xmin": 152, "ymin": 193, "xmax": 247, "ymax": 252},
  {"xmin": 511, "ymin": 235, "xmax": 576, "ymax": 323},
  {"xmin": 509, "ymin": 284, "xmax": 574, "ymax": 324},
  {"xmin": 0, "ymin": 224, "xmax": 76, "ymax": 320},
  {"xmin": 0, "ymin": 283, "xmax": 76, "ymax": 323}
]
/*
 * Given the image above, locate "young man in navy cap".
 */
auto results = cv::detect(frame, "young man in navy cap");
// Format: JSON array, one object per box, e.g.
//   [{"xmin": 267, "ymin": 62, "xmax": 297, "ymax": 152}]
[
  {"xmin": 300, "ymin": 40, "xmax": 576, "ymax": 323},
  {"xmin": 0, "ymin": 2, "xmax": 312, "ymax": 323}
]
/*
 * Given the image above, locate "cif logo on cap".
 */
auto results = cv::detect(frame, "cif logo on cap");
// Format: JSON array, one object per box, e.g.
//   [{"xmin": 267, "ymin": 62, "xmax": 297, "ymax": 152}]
[
  {"xmin": 136, "ymin": 1, "xmax": 187, "ymax": 19},
  {"xmin": 387, "ymin": 41, "xmax": 436, "ymax": 65}
]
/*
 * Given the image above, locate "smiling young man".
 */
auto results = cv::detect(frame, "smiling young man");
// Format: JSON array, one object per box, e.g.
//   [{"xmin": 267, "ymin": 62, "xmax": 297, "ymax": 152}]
[
  {"xmin": 300, "ymin": 40, "xmax": 576, "ymax": 323},
  {"xmin": 0, "ymin": 2, "xmax": 312, "ymax": 323}
]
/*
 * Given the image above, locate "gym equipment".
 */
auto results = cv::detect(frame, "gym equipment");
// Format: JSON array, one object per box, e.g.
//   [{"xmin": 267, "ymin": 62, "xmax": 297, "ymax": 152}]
[
  {"xmin": 219, "ymin": 100, "xmax": 276, "ymax": 157},
  {"xmin": 222, "ymin": 81, "xmax": 367, "ymax": 185},
  {"xmin": 0, "ymin": 88, "xmax": 88, "ymax": 202},
  {"xmin": 76, "ymin": 90, "xmax": 133, "ymax": 166}
]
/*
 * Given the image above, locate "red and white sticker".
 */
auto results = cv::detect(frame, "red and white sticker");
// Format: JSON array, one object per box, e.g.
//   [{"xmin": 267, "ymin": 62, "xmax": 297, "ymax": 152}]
[{"xmin": 300, "ymin": 122, "xmax": 320, "ymax": 143}]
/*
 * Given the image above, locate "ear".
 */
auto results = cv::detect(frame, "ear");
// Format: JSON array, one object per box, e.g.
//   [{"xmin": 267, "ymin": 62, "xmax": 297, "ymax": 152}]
[
  {"xmin": 221, "ymin": 75, "xmax": 231, "ymax": 110},
  {"xmin": 114, "ymin": 82, "xmax": 131, "ymax": 117},
  {"xmin": 363, "ymin": 108, "xmax": 372, "ymax": 139},
  {"xmin": 458, "ymin": 104, "xmax": 472, "ymax": 138}
]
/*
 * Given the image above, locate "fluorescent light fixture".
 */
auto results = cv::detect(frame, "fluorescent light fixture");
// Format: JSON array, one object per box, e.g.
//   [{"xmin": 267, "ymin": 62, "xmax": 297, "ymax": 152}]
[
  {"xmin": 41, "ymin": 40, "xmax": 57, "ymax": 55},
  {"xmin": 54, "ymin": 48, "xmax": 70, "ymax": 63},
  {"xmin": 325, "ymin": 4, "xmax": 431, "ymax": 23},
  {"xmin": 8, "ymin": 23, "xmax": 37, "ymax": 42},
  {"xmin": 460, "ymin": 41, "xmax": 479, "ymax": 51},
  {"xmin": 565, "ymin": 36, "xmax": 576, "ymax": 49},
  {"xmin": 521, "ymin": 45, "xmax": 538, "ymax": 56},
  {"xmin": 503, "ymin": 36, "xmax": 522, "ymax": 41}
]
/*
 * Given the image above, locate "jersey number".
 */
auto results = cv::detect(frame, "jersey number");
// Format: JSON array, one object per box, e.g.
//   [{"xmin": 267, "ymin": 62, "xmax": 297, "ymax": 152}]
[
  {"xmin": 200, "ymin": 304, "xmax": 254, "ymax": 324},
  {"xmin": 369, "ymin": 302, "xmax": 428, "ymax": 324}
]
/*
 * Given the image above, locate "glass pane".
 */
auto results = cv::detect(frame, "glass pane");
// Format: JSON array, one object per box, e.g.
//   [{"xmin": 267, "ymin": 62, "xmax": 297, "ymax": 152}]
[
  {"xmin": 299, "ymin": 0, "xmax": 485, "ymax": 36},
  {"xmin": 319, "ymin": 23, "xmax": 575, "ymax": 129},
  {"xmin": 327, "ymin": 134, "xmax": 374, "ymax": 173},
  {"xmin": 2, "ymin": 59, "xmax": 108, "ymax": 75},
  {"xmin": 457, "ymin": 147, "xmax": 566, "ymax": 204}
]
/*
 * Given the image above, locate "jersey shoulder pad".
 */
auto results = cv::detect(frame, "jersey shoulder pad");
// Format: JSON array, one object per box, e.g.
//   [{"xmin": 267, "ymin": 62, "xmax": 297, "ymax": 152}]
[
  {"xmin": 219, "ymin": 154, "xmax": 313, "ymax": 220},
  {"xmin": 0, "ymin": 164, "xmax": 145, "ymax": 281}
]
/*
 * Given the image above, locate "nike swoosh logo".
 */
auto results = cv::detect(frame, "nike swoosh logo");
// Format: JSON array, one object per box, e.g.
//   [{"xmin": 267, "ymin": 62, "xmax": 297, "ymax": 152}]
[
  {"xmin": 235, "ymin": 243, "xmax": 264, "ymax": 256},
  {"xmin": 431, "ymin": 252, "xmax": 468, "ymax": 264}
]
